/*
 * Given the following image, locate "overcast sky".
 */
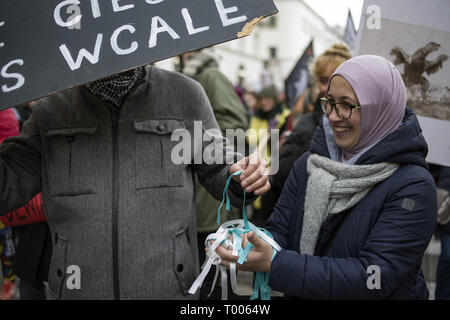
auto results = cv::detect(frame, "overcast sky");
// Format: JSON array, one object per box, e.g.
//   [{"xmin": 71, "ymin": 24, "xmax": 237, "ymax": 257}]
[{"xmin": 303, "ymin": 0, "xmax": 364, "ymax": 30}]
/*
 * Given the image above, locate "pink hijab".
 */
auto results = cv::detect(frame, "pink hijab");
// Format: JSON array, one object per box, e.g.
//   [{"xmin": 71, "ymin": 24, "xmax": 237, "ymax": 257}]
[{"xmin": 328, "ymin": 55, "xmax": 407, "ymax": 161}]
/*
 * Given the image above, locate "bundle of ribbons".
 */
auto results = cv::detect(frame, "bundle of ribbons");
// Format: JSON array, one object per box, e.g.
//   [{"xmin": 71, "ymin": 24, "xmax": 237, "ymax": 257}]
[{"xmin": 188, "ymin": 171, "xmax": 281, "ymax": 300}]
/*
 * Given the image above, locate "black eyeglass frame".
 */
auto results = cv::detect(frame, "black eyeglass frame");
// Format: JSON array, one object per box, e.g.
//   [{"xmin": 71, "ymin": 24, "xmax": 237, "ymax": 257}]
[{"xmin": 320, "ymin": 97, "xmax": 361, "ymax": 120}]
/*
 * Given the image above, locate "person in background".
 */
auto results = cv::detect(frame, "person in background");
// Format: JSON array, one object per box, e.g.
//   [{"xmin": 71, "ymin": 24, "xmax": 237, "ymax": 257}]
[
  {"xmin": 429, "ymin": 164, "xmax": 450, "ymax": 300},
  {"xmin": 216, "ymin": 55, "xmax": 437, "ymax": 300},
  {"xmin": 13, "ymin": 102, "xmax": 33, "ymax": 129},
  {"xmin": 0, "ymin": 225, "xmax": 16, "ymax": 300},
  {"xmin": 0, "ymin": 194, "xmax": 48, "ymax": 300},
  {"xmin": 180, "ymin": 49, "xmax": 249, "ymax": 299},
  {"xmin": 234, "ymin": 84, "xmax": 248, "ymax": 114},
  {"xmin": 261, "ymin": 44, "xmax": 352, "ymax": 222},
  {"xmin": 0, "ymin": 103, "xmax": 50, "ymax": 300},
  {"xmin": 243, "ymin": 91, "xmax": 259, "ymax": 119},
  {"xmin": 290, "ymin": 44, "xmax": 352, "ymax": 129},
  {"xmin": 247, "ymin": 85, "xmax": 290, "ymax": 227},
  {"xmin": 13, "ymin": 100, "xmax": 52, "ymax": 300},
  {"xmin": 0, "ymin": 108, "xmax": 20, "ymax": 300}
]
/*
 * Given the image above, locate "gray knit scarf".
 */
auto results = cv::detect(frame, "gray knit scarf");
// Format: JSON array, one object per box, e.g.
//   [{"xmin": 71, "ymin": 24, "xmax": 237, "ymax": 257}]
[{"xmin": 300, "ymin": 153, "xmax": 399, "ymax": 255}]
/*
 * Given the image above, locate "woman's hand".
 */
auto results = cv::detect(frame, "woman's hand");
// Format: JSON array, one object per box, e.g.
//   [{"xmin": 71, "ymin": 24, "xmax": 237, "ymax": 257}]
[
  {"xmin": 229, "ymin": 152, "xmax": 270, "ymax": 196},
  {"xmin": 214, "ymin": 231, "xmax": 274, "ymax": 273}
]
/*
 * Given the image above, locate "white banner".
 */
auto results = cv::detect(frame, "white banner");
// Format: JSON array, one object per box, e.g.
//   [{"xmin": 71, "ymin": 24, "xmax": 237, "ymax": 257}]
[{"xmin": 356, "ymin": 0, "xmax": 450, "ymax": 166}]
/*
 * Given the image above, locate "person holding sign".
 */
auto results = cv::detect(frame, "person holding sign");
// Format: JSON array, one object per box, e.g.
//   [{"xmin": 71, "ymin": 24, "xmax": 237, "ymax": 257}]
[
  {"xmin": 0, "ymin": 65, "xmax": 270, "ymax": 299},
  {"xmin": 216, "ymin": 55, "xmax": 438, "ymax": 299}
]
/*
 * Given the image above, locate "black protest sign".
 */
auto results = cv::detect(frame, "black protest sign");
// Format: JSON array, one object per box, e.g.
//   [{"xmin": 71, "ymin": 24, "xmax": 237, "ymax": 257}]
[
  {"xmin": 285, "ymin": 40, "xmax": 314, "ymax": 109},
  {"xmin": 0, "ymin": 0, "xmax": 278, "ymax": 110}
]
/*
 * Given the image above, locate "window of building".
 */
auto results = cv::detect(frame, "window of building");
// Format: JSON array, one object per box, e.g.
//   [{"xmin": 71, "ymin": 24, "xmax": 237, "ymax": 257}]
[{"xmin": 269, "ymin": 46, "xmax": 277, "ymax": 59}]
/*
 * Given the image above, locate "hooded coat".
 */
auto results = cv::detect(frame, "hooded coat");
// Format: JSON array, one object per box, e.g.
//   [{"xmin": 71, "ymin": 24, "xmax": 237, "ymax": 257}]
[{"xmin": 266, "ymin": 109, "xmax": 437, "ymax": 299}]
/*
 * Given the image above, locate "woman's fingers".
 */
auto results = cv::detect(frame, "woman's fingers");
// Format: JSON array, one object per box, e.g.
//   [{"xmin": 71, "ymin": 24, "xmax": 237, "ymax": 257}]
[
  {"xmin": 215, "ymin": 244, "xmax": 239, "ymax": 263},
  {"xmin": 215, "ymin": 243, "xmax": 253, "ymax": 271},
  {"xmin": 209, "ymin": 231, "xmax": 273, "ymax": 273}
]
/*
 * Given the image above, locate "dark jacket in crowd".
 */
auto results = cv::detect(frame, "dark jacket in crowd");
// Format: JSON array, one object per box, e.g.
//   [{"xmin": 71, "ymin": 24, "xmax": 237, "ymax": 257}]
[
  {"xmin": 14, "ymin": 224, "xmax": 52, "ymax": 283},
  {"xmin": 261, "ymin": 99, "xmax": 322, "ymax": 220},
  {"xmin": 0, "ymin": 66, "xmax": 251, "ymax": 299},
  {"xmin": 429, "ymin": 164, "xmax": 450, "ymax": 233},
  {"xmin": 7, "ymin": 103, "xmax": 53, "ymax": 285},
  {"xmin": 266, "ymin": 109, "xmax": 437, "ymax": 299}
]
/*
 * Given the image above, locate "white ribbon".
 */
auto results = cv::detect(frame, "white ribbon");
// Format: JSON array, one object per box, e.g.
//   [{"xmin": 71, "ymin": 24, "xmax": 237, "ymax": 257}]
[{"xmin": 188, "ymin": 219, "xmax": 281, "ymax": 299}]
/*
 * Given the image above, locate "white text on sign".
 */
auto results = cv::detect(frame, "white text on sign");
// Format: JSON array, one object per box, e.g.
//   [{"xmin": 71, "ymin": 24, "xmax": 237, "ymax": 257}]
[
  {"xmin": 54, "ymin": 0, "xmax": 248, "ymax": 71},
  {"xmin": 0, "ymin": 20, "xmax": 26, "ymax": 95}
]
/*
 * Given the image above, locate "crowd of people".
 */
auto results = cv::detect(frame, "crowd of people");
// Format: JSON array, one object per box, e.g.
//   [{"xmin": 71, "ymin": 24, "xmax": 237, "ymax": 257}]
[{"xmin": 0, "ymin": 42, "xmax": 449, "ymax": 300}]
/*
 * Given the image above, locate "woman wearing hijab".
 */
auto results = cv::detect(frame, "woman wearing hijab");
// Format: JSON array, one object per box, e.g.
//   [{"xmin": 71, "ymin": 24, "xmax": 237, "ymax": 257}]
[
  {"xmin": 216, "ymin": 55, "xmax": 437, "ymax": 299},
  {"xmin": 260, "ymin": 44, "xmax": 352, "ymax": 224}
]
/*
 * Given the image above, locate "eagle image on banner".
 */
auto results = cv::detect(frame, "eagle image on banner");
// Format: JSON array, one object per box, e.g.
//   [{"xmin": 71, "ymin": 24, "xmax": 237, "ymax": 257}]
[
  {"xmin": 0, "ymin": 0, "xmax": 278, "ymax": 111},
  {"xmin": 356, "ymin": 0, "xmax": 450, "ymax": 166}
]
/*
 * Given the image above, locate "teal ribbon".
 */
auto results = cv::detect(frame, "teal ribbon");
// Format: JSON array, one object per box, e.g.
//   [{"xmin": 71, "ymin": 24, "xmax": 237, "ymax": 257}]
[
  {"xmin": 217, "ymin": 171, "xmax": 278, "ymax": 300},
  {"xmin": 217, "ymin": 170, "xmax": 249, "ymax": 228}
]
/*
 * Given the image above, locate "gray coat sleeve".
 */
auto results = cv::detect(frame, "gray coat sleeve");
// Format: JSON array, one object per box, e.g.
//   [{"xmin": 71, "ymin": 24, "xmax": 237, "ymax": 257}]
[
  {"xmin": 189, "ymin": 82, "xmax": 255, "ymax": 208},
  {"xmin": 0, "ymin": 113, "xmax": 42, "ymax": 214}
]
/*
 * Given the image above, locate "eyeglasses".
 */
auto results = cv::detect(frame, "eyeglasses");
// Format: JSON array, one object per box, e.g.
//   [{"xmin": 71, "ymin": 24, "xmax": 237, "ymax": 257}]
[{"xmin": 320, "ymin": 97, "xmax": 360, "ymax": 120}]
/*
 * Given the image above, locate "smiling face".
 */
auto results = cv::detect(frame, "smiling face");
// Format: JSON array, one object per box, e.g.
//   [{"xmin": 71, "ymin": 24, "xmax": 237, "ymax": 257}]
[{"xmin": 326, "ymin": 75, "xmax": 361, "ymax": 151}]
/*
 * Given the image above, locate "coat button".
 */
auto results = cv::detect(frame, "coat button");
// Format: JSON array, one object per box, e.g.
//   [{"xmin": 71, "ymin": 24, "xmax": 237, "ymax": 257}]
[
  {"xmin": 176, "ymin": 264, "xmax": 184, "ymax": 273},
  {"xmin": 57, "ymin": 268, "xmax": 63, "ymax": 277},
  {"xmin": 66, "ymin": 135, "xmax": 75, "ymax": 143},
  {"xmin": 157, "ymin": 124, "xmax": 166, "ymax": 132}
]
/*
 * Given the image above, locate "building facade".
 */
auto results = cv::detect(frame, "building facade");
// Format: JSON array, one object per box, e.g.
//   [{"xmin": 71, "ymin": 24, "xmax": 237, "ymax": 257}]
[{"xmin": 156, "ymin": 0, "xmax": 344, "ymax": 93}]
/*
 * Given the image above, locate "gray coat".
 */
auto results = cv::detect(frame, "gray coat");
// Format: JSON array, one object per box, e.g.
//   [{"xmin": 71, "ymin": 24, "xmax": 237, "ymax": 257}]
[{"xmin": 0, "ymin": 66, "xmax": 250, "ymax": 299}]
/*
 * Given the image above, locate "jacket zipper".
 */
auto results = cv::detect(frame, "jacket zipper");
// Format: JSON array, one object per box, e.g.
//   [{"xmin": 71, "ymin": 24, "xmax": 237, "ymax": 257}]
[
  {"xmin": 111, "ymin": 110, "xmax": 120, "ymax": 300},
  {"xmin": 107, "ymin": 76, "xmax": 145, "ymax": 300},
  {"xmin": 82, "ymin": 76, "xmax": 147, "ymax": 299}
]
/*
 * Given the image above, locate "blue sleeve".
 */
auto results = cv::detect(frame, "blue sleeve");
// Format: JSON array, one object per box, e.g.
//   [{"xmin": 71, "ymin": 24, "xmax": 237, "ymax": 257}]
[
  {"xmin": 436, "ymin": 167, "xmax": 450, "ymax": 192},
  {"xmin": 266, "ymin": 153, "xmax": 308, "ymax": 252},
  {"xmin": 268, "ymin": 170, "xmax": 437, "ymax": 299}
]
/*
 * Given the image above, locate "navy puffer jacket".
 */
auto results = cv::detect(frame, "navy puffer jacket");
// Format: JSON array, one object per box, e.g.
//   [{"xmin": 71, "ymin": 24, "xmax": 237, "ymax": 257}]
[{"xmin": 266, "ymin": 109, "xmax": 437, "ymax": 299}]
